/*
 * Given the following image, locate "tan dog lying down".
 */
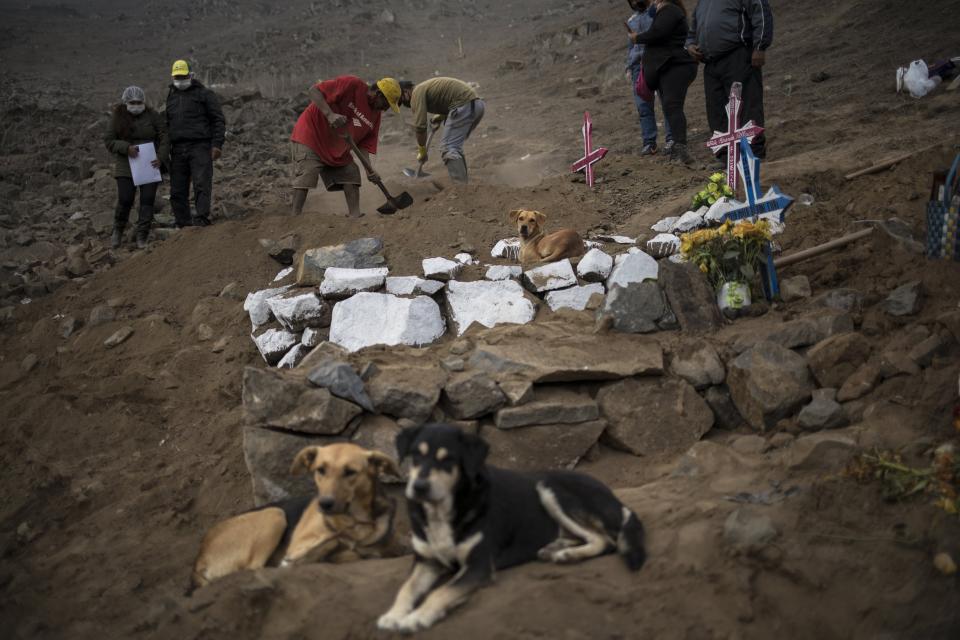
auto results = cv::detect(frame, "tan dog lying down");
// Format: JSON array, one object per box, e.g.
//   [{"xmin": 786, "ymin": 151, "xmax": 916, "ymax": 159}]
[
  {"xmin": 510, "ymin": 209, "xmax": 585, "ymax": 267},
  {"xmin": 190, "ymin": 443, "xmax": 403, "ymax": 592}
]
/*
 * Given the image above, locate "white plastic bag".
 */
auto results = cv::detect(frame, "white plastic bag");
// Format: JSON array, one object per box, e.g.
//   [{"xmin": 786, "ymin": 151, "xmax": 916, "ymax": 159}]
[{"xmin": 903, "ymin": 60, "xmax": 940, "ymax": 98}]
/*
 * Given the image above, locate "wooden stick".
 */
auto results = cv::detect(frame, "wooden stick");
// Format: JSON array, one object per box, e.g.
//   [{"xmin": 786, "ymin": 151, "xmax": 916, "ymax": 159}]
[
  {"xmin": 844, "ymin": 144, "xmax": 941, "ymax": 180},
  {"xmin": 774, "ymin": 228, "xmax": 874, "ymax": 267}
]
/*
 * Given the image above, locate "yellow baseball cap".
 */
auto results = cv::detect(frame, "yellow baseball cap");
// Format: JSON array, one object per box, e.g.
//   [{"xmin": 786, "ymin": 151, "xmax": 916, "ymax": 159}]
[
  {"xmin": 376, "ymin": 77, "xmax": 401, "ymax": 113},
  {"xmin": 171, "ymin": 60, "xmax": 190, "ymax": 77}
]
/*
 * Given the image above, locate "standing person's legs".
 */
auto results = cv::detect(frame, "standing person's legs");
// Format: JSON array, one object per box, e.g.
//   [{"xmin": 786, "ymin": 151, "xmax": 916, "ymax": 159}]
[
  {"xmin": 169, "ymin": 145, "xmax": 192, "ymax": 227},
  {"xmin": 319, "ymin": 161, "xmax": 364, "ymax": 218},
  {"xmin": 440, "ymin": 100, "xmax": 484, "ymax": 183},
  {"xmin": 291, "ymin": 142, "xmax": 321, "ymax": 215},
  {"xmin": 736, "ymin": 49, "xmax": 766, "ymax": 158},
  {"xmin": 702, "ymin": 59, "xmax": 730, "ymax": 138},
  {"xmin": 113, "ymin": 177, "xmax": 136, "ymax": 248},
  {"xmin": 631, "ymin": 67, "xmax": 658, "ymax": 150},
  {"xmin": 189, "ymin": 143, "xmax": 214, "ymax": 225},
  {"xmin": 135, "ymin": 181, "xmax": 159, "ymax": 245},
  {"xmin": 659, "ymin": 63, "xmax": 697, "ymax": 163}
]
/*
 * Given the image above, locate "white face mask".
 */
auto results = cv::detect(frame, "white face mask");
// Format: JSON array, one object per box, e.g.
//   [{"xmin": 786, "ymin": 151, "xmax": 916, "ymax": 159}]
[
  {"xmin": 173, "ymin": 79, "xmax": 192, "ymax": 90},
  {"xmin": 126, "ymin": 104, "xmax": 145, "ymax": 115}
]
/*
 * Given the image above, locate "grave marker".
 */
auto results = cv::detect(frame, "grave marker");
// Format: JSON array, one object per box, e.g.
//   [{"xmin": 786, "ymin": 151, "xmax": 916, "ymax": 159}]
[{"xmin": 571, "ymin": 111, "xmax": 608, "ymax": 187}]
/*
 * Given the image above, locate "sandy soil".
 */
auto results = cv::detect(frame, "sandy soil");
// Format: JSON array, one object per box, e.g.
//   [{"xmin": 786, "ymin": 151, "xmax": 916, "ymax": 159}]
[{"xmin": 1, "ymin": 1, "xmax": 959, "ymax": 638}]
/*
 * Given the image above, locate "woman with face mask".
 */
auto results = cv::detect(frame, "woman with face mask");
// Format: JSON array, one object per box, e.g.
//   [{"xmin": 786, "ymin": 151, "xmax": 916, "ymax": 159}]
[{"xmin": 103, "ymin": 85, "xmax": 169, "ymax": 249}]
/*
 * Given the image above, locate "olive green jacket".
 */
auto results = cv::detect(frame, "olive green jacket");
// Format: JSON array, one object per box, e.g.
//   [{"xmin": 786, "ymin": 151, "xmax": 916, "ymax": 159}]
[{"xmin": 103, "ymin": 108, "xmax": 169, "ymax": 178}]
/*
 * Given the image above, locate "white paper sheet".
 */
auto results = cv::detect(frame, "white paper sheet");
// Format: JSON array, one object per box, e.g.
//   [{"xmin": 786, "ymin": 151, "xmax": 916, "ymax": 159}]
[{"xmin": 128, "ymin": 142, "xmax": 162, "ymax": 186}]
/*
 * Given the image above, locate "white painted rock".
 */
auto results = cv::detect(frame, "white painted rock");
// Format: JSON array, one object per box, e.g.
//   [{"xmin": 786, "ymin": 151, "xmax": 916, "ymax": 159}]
[
  {"xmin": 329, "ymin": 292, "xmax": 446, "ymax": 352},
  {"xmin": 485, "ymin": 265, "xmax": 522, "ymax": 281},
  {"xmin": 545, "ymin": 283, "xmax": 605, "ymax": 311},
  {"xmin": 446, "ymin": 280, "xmax": 537, "ymax": 335},
  {"xmin": 302, "ymin": 327, "xmax": 322, "ymax": 348},
  {"xmin": 243, "ymin": 285, "xmax": 291, "ymax": 330},
  {"xmin": 704, "ymin": 197, "xmax": 739, "ymax": 223},
  {"xmin": 646, "ymin": 233, "xmax": 681, "ymax": 257},
  {"xmin": 319, "ymin": 267, "xmax": 388, "ymax": 298},
  {"xmin": 522, "ymin": 259, "xmax": 578, "ymax": 293},
  {"xmin": 385, "ymin": 276, "xmax": 445, "ymax": 296},
  {"xmin": 454, "ymin": 253, "xmax": 479, "ymax": 265},
  {"xmin": 491, "ymin": 238, "xmax": 521, "ymax": 260},
  {"xmin": 651, "ymin": 216, "xmax": 679, "ymax": 233},
  {"xmin": 583, "ymin": 240, "xmax": 604, "ymax": 251},
  {"xmin": 268, "ymin": 292, "xmax": 327, "ymax": 332},
  {"xmin": 274, "ymin": 267, "xmax": 294, "ymax": 282},
  {"xmin": 671, "ymin": 210, "xmax": 705, "ymax": 233},
  {"xmin": 592, "ymin": 234, "xmax": 636, "ymax": 244},
  {"xmin": 577, "ymin": 248, "xmax": 613, "ymax": 282},
  {"xmin": 607, "ymin": 250, "xmax": 659, "ymax": 287},
  {"xmin": 253, "ymin": 328, "xmax": 299, "ymax": 365},
  {"xmin": 277, "ymin": 343, "xmax": 309, "ymax": 369},
  {"xmin": 422, "ymin": 257, "xmax": 462, "ymax": 281}
]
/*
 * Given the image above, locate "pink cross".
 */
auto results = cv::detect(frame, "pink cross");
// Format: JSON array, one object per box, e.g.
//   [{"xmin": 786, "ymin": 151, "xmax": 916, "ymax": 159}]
[
  {"xmin": 571, "ymin": 111, "xmax": 608, "ymax": 187},
  {"xmin": 706, "ymin": 82, "xmax": 764, "ymax": 193}
]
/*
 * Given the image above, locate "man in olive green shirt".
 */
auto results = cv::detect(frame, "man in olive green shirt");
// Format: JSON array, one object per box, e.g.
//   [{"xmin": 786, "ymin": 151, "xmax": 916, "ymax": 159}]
[{"xmin": 399, "ymin": 77, "xmax": 485, "ymax": 183}]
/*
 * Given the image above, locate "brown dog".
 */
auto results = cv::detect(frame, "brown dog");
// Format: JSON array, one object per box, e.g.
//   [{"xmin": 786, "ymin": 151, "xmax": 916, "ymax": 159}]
[
  {"xmin": 510, "ymin": 209, "xmax": 585, "ymax": 267},
  {"xmin": 189, "ymin": 443, "xmax": 402, "ymax": 592}
]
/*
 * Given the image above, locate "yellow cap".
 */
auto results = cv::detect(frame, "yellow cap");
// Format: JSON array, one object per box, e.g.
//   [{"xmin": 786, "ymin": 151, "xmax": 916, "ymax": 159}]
[
  {"xmin": 171, "ymin": 60, "xmax": 190, "ymax": 77},
  {"xmin": 376, "ymin": 77, "xmax": 401, "ymax": 113}
]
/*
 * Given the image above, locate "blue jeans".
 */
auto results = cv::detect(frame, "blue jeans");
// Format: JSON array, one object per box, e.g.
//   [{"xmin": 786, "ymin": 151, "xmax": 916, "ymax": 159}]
[{"xmin": 630, "ymin": 67, "xmax": 672, "ymax": 147}]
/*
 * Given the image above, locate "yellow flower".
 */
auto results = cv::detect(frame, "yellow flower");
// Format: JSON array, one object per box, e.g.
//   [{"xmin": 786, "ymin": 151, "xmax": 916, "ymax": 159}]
[
  {"xmin": 699, "ymin": 263, "xmax": 708, "ymax": 273},
  {"xmin": 709, "ymin": 172, "xmax": 724, "ymax": 183},
  {"xmin": 718, "ymin": 220, "xmax": 733, "ymax": 235}
]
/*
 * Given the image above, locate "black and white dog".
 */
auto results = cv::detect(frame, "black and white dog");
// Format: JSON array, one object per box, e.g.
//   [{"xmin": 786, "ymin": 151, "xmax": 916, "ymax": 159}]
[{"xmin": 377, "ymin": 424, "xmax": 646, "ymax": 633}]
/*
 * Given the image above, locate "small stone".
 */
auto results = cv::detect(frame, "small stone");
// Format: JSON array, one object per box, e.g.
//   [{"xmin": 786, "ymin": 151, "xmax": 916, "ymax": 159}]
[
  {"xmin": 60, "ymin": 315, "xmax": 80, "ymax": 338},
  {"xmin": 522, "ymin": 260, "xmax": 578, "ymax": 294},
  {"xmin": 498, "ymin": 380, "xmax": 534, "ymax": 406},
  {"xmin": 837, "ymin": 362, "xmax": 882, "ymax": 402},
  {"xmin": 267, "ymin": 292, "xmax": 329, "ymax": 332},
  {"xmin": 669, "ymin": 340, "xmax": 725, "ymax": 389},
  {"xmin": 797, "ymin": 389, "xmax": 846, "ymax": 430},
  {"xmin": 267, "ymin": 234, "xmax": 299, "ymax": 266},
  {"xmin": 483, "ymin": 420, "xmax": 606, "ymax": 471},
  {"xmin": 883, "ymin": 281, "xmax": 922, "ymax": 316},
  {"xmin": 730, "ymin": 435, "xmax": 767, "ymax": 455},
  {"xmin": 301, "ymin": 327, "xmax": 323, "ymax": 348},
  {"xmin": 645, "ymin": 233, "xmax": 680, "ymax": 257},
  {"xmin": 296, "ymin": 238, "xmax": 385, "ymax": 286},
  {"xmin": 726, "ymin": 341, "xmax": 815, "ymax": 431},
  {"xmin": 545, "ymin": 283, "xmax": 605, "ymax": 312},
  {"xmin": 494, "ymin": 388, "xmax": 598, "ymax": 429},
  {"xmin": 448, "ymin": 339, "xmax": 473, "ymax": 356},
  {"xmin": 453, "ymin": 252, "xmax": 478, "ymax": 265},
  {"xmin": 277, "ymin": 344, "xmax": 308, "ymax": 369},
  {"xmin": 211, "ymin": 336, "xmax": 229, "ymax": 353},
  {"xmin": 599, "ymin": 281, "xmax": 674, "ymax": 333},
  {"xmin": 385, "ymin": 276, "xmax": 445, "ymax": 296},
  {"xmin": 104, "ymin": 326, "xmax": 134, "ymax": 348},
  {"xmin": 442, "ymin": 372, "xmax": 507, "ymax": 419},
  {"xmin": 671, "ymin": 210, "xmax": 705, "ymax": 233},
  {"xmin": 318, "ymin": 267, "xmax": 388, "ymax": 299},
  {"xmin": 196, "ymin": 323, "xmax": 215, "ymax": 342},
  {"xmin": 441, "ymin": 357, "xmax": 465, "ymax": 372},
  {"xmin": 907, "ymin": 334, "xmax": 944, "ymax": 368},
  {"xmin": 606, "ymin": 250, "xmax": 658, "ymax": 288},
  {"xmin": 66, "ymin": 255, "xmax": 92, "ymax": 277},
  {"xmin": 651, "ymin": 217, "xmax": 679, "ymax": 233},
  {"xmin": 243, "ymin": 285, "xmax": 292, "ymax": 330},
  {"xmin": 88, "ymin": 304, "xmax": 116, "ymax": 327},
  {"xmin": 307, "ymin": 360, "xmax": 375, "ymax": 412},
  {"xmin": 806, "ymin": 333, "xmax": 872, "ymax": 388},
  {"xmin": 219, "ymin": 281, "xmax": 245, "ymax": 300},
  {"xmin": 576, "ymin": 248, "xmax": 613, "ymax": 282},
  {"xmin": 768, "ymin": 432, "xmax": 794, "ymax": 449},
  {"xmin": 422, "ymin": 257, "xmax": 462, "ymax": 281},
  {"xmin": 484, "ymin": 265, "xmax": 522, "ymax": 281},
  {"xmin": 252, "ymin": 328, "xmax": 298, "ymax": 365},
  {"xmin": 780, "ymin": 275, "xmax": 811, "ymax": 302},
  {"xmin": 812, "ymin": 288, "xmax": 863, "ymax": 315},
  {"xmin": 705, "ymin": 385, "xmax": 745, "ymax": 429},
  {"xmin": 21, "ymin": 353, "xmax": 39, "ymax": 372},
  {"xmin": 723, "ymin": 508, "xmax": 778, "ymax": 549},
  {"xmin": 491, "ymin": 238, "xmax": 521, "ymax": 260}
]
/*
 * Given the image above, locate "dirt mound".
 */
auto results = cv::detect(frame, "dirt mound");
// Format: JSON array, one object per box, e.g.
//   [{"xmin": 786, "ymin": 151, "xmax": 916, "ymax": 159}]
[{"xmin": 1, "ymin": 1, "xmax": 959, "ymax": 638}]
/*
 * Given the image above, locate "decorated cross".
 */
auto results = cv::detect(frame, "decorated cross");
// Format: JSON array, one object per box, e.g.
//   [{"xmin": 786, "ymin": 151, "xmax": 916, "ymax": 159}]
[
  {"xmin": 571, "ymin": 111, "xmax": 608, "ymax": 187},
  {"xmin": 706, "ymin": 82, "xmax": 764, "ymax": 194}
]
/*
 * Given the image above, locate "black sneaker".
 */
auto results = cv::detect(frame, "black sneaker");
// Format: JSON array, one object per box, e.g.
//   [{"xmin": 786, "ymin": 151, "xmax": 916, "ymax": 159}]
[
  {"xmin": 110, "ymin": 227, "xmax": 122, "ymax": 249},
  {"xmin": 640, "ymin": 143, "xmax": 657, "ymax": 156},
  {"xmin": 664, "ymin": 140, "xmax": 675, "ymax": 153},
  {"xmin": 192, "ymin": 216, "xmax": 212, "ymax": 227}
]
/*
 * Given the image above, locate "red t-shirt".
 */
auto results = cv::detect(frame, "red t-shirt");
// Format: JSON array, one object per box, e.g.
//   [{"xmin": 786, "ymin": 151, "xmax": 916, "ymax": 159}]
[{"xmin": 290, "ymin": 76, "xmax": 381, "ymax": 167}]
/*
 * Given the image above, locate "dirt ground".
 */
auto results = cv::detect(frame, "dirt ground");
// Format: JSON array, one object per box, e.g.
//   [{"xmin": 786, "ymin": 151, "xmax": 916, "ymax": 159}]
[{"xmin": 1, "ymin": 0, "xmax": 959, "ymax": 638}]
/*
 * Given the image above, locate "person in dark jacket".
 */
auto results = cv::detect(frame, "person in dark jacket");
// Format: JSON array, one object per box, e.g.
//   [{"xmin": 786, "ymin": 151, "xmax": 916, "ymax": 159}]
[
  {"xmin": 632, "ymin": 0, "xmax": 698, "ymax": 165},
  {"xmin": 686, "ymin": 0, "xmax": 773, "ymax": 159},
  {"xmin": 103, "ymin": 86, "xmax": 168, "ymax": 249},
  {"xmin": 166, "ymin": 59, "xmax": 225, "ymax": 227},
  {"xmin": 626, "ymin": 0, "xmax": 672, "ymax": 156}
]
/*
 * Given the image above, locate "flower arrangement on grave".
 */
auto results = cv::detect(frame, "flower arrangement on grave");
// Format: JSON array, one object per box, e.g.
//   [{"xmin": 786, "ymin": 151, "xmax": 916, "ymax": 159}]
[
  {"xmin": 679, "ymin": 219, "xmax": 772, "ymax": 310},
  {"xmin": 691, "ymin": 172, "xmax": 735, "ymax": 209}
]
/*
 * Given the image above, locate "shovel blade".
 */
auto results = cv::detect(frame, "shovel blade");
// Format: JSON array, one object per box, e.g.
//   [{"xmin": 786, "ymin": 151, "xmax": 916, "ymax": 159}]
[
  {"xmin": 377, "ymin": 191, "xmax": 413, "ymax": 215},
  {"xmin": 402, "ymin": 168, "xmax": 418, "ymax": 178}
]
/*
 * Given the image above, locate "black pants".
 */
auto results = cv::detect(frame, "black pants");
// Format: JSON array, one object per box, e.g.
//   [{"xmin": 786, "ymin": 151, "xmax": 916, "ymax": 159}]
[
  {"xmin": 658, "ymin": 62, "xmax": 698, "ymax": 147},
  {"xmin": 115, "ymin": 177, "xmax": 158, "ymax": 236},
  {"xmin": 170, "ymin": 141, "xmax": 213, "ymax": 225},
  {"xmin": 703, "ymin": 46, "xmax": 766, "ymax": 157}
]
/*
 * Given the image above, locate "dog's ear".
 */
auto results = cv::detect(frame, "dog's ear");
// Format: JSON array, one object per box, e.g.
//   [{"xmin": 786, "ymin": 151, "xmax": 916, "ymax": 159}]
[
  {"xmin": 534, "ymin": 211, "xmax": 546, "ymax": 226},
  {"xmin": 458, "ymin": 430, "xmax": 489, "ymax": 481},
  {"xmin": 509, "ymin": 209, "xmax": 522, "ymax": 223},
  {"xmin": 290, "ymin": 446, "xmax": 322, "ymax": 475},
  {"xmin": 366, "ymin": 450, "xmax": 402, "ymax": 478},
  {"xmin": 395, "ymin": 425, "xmax": 423, "ymax": 461}
]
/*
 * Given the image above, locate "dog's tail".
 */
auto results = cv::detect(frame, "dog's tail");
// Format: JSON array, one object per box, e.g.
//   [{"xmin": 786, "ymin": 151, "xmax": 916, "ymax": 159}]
[{"xmin": 616, "ymin": 507, "xmax": 646, "ymax": 571}]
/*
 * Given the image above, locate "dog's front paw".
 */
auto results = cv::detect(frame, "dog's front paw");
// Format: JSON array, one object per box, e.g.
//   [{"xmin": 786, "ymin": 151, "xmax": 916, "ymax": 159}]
[
  {"xmin": 551, "ymin": 548, "xmax": 579, "ymax": 564},
  {"xmin": 377, "ymin": 611, "xmax": 405, "ymax": 632},
  {"xmin": 395, "ymin": 609, "xmax": 439, "ymax": 633}
]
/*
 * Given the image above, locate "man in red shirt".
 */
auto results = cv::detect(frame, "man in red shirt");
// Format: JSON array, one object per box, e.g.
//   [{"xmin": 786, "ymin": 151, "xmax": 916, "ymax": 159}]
[{"xmin": 290, "ymin": 76, "xmax": 401, "ymax": 218}]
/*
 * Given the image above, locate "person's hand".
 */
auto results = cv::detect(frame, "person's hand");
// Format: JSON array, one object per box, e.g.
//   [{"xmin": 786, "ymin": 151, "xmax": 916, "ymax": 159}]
[
  {"xmin": 628, "ymin": 31, "xmax": 638, "ymax": 44},
  {"xmin": 127, "ymin": 145, "xmax": 139, "ymax": 158},
  {"xmin": 151, "ymin": 159, "xmax": 161, "ymax": 169},
  {"xmin": 687, "ymin": 44, "xmax": 704, "ymax": 62},
  {"xmin": 430, "ymin": 114, "xmax": 444, "ymax": 128},
  {"xmin": 751, "ymin": 49, "xmax": 766, "ymax": 68},
  {"xmin": 327, "ymin": 112, "xmax": 348, "ymax": 129},
  {"xmin": 366, "ymin": 170, "xmax": 380, "ymax": 183},
  {"xmin": 211, "ymin": 147, "xmax": 222, "ymax": 160},
  {"xmin": 417, "ymin": 145, "xmax": 428, "ymax": 163}
]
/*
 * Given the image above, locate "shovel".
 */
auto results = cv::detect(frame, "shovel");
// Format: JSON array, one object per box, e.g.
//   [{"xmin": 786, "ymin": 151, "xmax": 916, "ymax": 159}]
[
  {"xmin": 343, "ymin": 134, "xmax": 413, "ymax": 215},
  {"xmin": 402, "ymin": 123, "xmax": 440, "ymax": 178}
]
